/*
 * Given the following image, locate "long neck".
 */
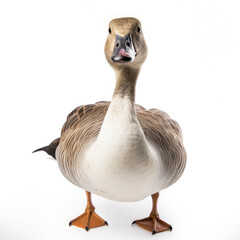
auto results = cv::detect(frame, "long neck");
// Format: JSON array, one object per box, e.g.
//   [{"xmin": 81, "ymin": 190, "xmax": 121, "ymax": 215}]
[
  {"xmin": 93, "ymin": 65, "xmax": 151, "ymax": 166},
  {"xmin": 113, "ymin": 66, "xmax": 140, "ymax": 102}
]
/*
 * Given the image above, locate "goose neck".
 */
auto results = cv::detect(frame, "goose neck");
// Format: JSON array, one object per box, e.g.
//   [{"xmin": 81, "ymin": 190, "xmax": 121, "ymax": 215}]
[{"xmin": 113, "ymin": 66, "xmax": 140, "ymax": 102}]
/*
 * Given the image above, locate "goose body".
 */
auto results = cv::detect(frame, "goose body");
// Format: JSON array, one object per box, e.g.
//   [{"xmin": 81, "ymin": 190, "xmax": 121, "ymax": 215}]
[
  {"xmin": 35, "ymin": 17, "xmax": 186, "ymax": 234},
  {"xmin": 56, "ymin": 93, "xmax": 186, "ymax": 202}
]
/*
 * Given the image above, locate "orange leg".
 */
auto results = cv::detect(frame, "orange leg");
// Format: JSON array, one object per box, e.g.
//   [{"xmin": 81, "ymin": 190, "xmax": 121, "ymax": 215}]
[
  {"xmin": 132, "ymin": 192, "xmax": 172, "ymax": 235},
  {"xmin": 69, "ymin": 191, "xmax": 108, "ymax": 231}
]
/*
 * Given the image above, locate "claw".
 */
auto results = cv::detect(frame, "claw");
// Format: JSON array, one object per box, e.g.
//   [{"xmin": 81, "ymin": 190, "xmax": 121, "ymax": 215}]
[
  {"xmin": 152, "ymin": 230, "xmax": 156, "ymax": 235},
  {"xmin": 105, "ymin": 221, "xmax": 108, "ymax": 226},
  {"xmin": 132, "ymin": 220, "xmax": 136, "ymax": 225},
  {"xmin": 69, "ymin": 221, "xmax": 72, "ymax": 227},
  {"xmin": 169, "ymin": 225, "xmax": 173, "ymax": 231},
  {"xmin": 85, "ymin": 226, "xmax": 89, "ymax": 231}
]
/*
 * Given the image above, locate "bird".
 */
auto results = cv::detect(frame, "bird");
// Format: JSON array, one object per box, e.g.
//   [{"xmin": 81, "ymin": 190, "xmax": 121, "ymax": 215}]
[{"xmin": 33, "ymin": 17, "xmax": 186, "ymax": 235}]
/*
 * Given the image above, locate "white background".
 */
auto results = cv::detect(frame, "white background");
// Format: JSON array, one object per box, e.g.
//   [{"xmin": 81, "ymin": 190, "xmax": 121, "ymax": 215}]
[{"xmin": 0, "ymin": 0, "xmax": 240, "ymax": 239}]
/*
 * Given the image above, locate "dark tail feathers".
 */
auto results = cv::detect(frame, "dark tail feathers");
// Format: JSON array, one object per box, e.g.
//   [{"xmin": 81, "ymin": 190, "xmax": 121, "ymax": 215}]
[{"xmin": 33, "ymin": 138, "xmax": 60, "ymax": 159}]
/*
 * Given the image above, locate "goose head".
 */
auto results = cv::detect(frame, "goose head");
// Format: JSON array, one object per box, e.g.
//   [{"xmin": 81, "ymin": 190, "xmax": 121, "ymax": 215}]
[{"xmin": 105, "ymin": 17, "xmax": 148, "ymax": 70}]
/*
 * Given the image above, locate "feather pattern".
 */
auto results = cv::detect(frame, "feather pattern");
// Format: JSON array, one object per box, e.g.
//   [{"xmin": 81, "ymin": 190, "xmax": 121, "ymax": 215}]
[{"xmin": 56, "ymin": 101, "xmax": 186, "ymax": 201}]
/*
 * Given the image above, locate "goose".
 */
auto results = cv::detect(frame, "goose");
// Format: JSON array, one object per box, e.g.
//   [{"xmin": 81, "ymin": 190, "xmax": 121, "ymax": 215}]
[{"xmin": 34, "ymin": 17, "xmax": 186, "ymax": 235}]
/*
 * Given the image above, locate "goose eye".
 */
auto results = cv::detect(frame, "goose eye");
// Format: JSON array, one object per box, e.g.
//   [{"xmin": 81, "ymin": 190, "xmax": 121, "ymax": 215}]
[
  {"xmin": 108, "ymin": 28, "xmax": 111, "ymax": 34},
  {"xmin": 137, "ymin": 27, "xmax": 141, "ymax": 33}
]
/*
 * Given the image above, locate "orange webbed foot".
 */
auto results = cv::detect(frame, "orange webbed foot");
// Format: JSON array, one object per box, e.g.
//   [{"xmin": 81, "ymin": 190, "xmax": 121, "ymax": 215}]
[
  {"xmin": 69, "ymin": 191, "xmax": 108, "ymax": 231},
  {"xmin": 132, "ymin": 216, "xmax": 172, "ymax": 235},
  {"xmin": 69, "ymin": 210, "xmax": 108, "ymax": 231},
  {"xmin": 132, "ymin": 192, "xmax": 172, "ymax": 235}
]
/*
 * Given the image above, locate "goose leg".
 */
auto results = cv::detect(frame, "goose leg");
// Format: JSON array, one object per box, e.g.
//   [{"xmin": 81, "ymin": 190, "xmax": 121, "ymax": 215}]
[
  {"xmin": 132, "ymin": 192, "xmax": 172, "ymax": 235},
  {"xmin": 69, "ymin": 191, "xmax": 108, "ymax": 231}
]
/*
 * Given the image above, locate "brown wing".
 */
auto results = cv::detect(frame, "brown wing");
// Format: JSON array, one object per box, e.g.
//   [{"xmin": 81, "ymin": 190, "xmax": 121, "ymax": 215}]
[
  {"xmin": 137, "ymin": 108, "xmax": 186, "ymax": 188},
  {"xmin": 60, "ymin": 101, "xmax": 110, "ymax": 136},
  {"xmin": 137, "ymin": 108, "xmax": 183, "ymax": 143}
]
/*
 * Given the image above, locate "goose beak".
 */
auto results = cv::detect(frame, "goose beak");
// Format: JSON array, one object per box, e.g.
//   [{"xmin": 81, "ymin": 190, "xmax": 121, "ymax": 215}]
[{"xmin": 111, "ymin": 34, "xmax": 136, "ymax": 63}]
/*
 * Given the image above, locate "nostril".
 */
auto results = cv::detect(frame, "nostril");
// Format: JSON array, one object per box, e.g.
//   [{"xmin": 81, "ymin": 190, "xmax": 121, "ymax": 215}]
[
  {"xmin": 116, "ymin": 42, "xmax": 120, "ymax": 48},
  {"xmin": 126, "ymin": 41, "xmax": 130, "ymax": 47}
]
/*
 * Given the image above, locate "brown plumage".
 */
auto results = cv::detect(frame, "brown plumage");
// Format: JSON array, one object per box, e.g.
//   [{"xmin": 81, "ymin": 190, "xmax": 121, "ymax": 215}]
[
  {"xmin": 54, "ymin": 101, "xmax": 185, "ymax": 190},
  {"xmin": 34, "ymin": 101, "xmax": 185, "ymax": 189}
]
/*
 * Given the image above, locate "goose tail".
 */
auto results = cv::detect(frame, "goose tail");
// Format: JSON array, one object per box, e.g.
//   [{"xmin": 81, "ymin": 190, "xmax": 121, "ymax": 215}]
[{"xmin": 33, "ymin": 138, "xmax": 60, "ymax": 159}]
